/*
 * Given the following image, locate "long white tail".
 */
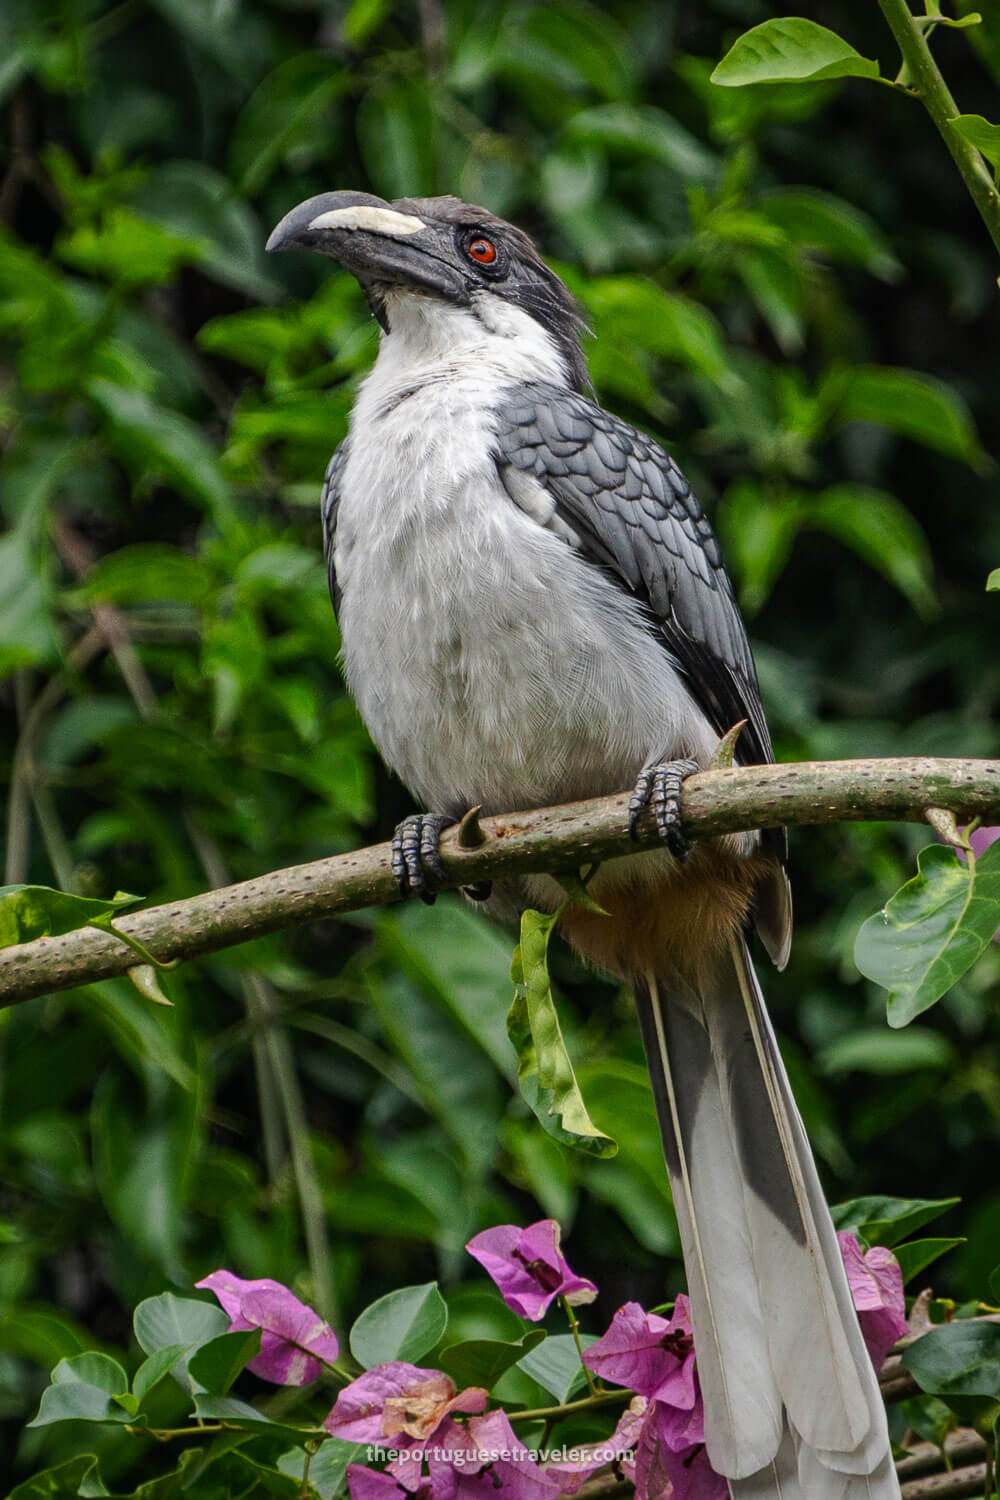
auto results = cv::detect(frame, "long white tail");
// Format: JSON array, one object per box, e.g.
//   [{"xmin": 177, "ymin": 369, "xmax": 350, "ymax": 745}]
[{"xmin": 635, "ymin": 940, "xmax": 899, "ymax": 1498}]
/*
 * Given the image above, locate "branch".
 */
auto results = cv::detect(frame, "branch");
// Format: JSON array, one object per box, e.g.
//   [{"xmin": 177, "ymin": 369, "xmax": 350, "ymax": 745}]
[
  {"xmin": 877, "ymin": 0, "xmax": 1000, "ymax": 258},
  {"xmin": 1, "ymin": 756, "xmax": 998, "ymax": 1007}
]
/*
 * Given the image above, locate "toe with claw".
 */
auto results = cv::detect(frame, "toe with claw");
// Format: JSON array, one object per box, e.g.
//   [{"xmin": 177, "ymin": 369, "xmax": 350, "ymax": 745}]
[
  {"xmin": 391, "ymin": 812, "xmax": 454, "ymax": 903},
  {"xmin": 628, "ymin": 758, "xmax": 700, "ymax": 861}
]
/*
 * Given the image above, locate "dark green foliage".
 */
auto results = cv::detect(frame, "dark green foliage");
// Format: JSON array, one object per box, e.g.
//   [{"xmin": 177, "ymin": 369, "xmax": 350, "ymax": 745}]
[{"xmin": 1, "ymin": 0, "xmax": 999, "ymax": 1492}]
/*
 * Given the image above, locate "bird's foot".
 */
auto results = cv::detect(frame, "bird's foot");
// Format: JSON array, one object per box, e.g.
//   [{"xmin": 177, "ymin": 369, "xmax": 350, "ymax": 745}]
[
  {"xmin": 627, "ymin": 758, "xmax": 700, "ymax": 861},
  {"xmin": 391, "ymin": 813, "xmax": 454, "ymax": 904}
]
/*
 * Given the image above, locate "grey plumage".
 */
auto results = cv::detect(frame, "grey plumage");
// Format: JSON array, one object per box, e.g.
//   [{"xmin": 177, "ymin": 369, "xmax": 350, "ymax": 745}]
[{"xmin": 267, "ymin": 189, "xmax": 899, "ymax": 1499}]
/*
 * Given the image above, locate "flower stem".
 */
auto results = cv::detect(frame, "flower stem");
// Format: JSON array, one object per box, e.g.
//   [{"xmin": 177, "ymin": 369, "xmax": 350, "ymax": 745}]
[
  {"xmin": 509, "ymin": 1390, "xmax": 630, "ymax": 1425},
  {"xmin": 562, "ymin": 1296, "xmax": 598, "ymax": 1397}
]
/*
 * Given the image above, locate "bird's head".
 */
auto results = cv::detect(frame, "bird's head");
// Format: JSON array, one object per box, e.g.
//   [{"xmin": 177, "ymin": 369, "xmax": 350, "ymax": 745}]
[{"xmin": 266, "ymin": 190, "xmax": 589, "ymax": 392}]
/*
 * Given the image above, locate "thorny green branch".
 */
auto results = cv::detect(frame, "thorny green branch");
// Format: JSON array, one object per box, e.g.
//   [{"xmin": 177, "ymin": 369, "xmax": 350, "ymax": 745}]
[{"xmin": 1, "ymin": 756, "xmax": 999, "ymax": 1006}]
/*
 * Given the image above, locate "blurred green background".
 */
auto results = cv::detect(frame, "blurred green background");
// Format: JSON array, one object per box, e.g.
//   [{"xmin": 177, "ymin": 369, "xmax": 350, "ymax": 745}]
[{"xmin": 1, "ymin": 0, "xmax": 998, "ymax": 1485}]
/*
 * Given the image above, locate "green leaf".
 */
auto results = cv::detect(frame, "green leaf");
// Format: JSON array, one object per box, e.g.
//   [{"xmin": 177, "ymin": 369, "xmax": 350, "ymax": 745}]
[
  {"xmin": 133, "ymin": 1293, "xmax": 228, "ymax": 1393},
  {"xmin": 828, "ymin": 366, "xmax": 986, "ymax": 467},
  {"xmin": 988, "ymin": 568, "xmax": 999, "ymax": 591},
  {"xmin": 807, "ymin": 485, "xmax": 937, "ymax": 618},
  {"xmin": 0, "ymin": 885, "xmax": 141, "ymax": 949},
  {"xmin": 349, "ymin": 1282, "xmax": 448, "ymax": 1369},
  {"xmin": 28, "ymin": 1352, "xmax": 134, "ymax": 1427},
  {"xmin": 711, "ymin": 19, "xmax": 880, "ymax": 86},
  {"xmin": 5, "ymin": 1456, "xmax": 105, "ymax": 1499},
  {"xmin": 57, "ymin": 208, "xmax": 204, "ymax": 287},
  {"xmin": 76, "ymin": 544, "xmax": 214, "ymax": 607},
  {"xmin": 187, "ymin": 1328, "xmax": 262, "ymax": 1395},
  {"xmin": 192, "ymin": 1393, "xmax": 310, "ymax": 1440},
  {"xmin": 277, "ymin": 1438, "xmax": 366, "ymax": 1500},
  {"xmin": 949, "ymin": 114, "xmax": 1000, "ymax": 167},
  {"xmin": 831, "ymin": 1196, "xmax": 959, "ymax": 1248},
  {"xmin": 517, "ymin": 1333, "xmax": 597, "ymax": 1403},
  {"xmin": 0, "ymin": 532, "xmax": 59, "ymax": 680},
  {"xmin": 562, "ymin": 105, "xmax": 718, "ymax": 180},
  {"xmin": 854, "ymin": 841, "xmax": 1000, "ymax": 1025},
  {"xmin": 507, "ymin": 910, "xmax": 617, "ymax": 1158},
  {"xmin": 899, "ymin": 1393, "xmax": 957, "ymax": 1449},
  {"xmin": 757, "ymin": 189, "xmax": 901, "ymax": 280},
  {"xmin": 86, "ymin": 377, "xmax": 232, "ymax": 520},
  {"xmin": 990, "ymin": 1264, "xmax": 1000, "ymax": 1302},
  {"xmin": 132, "ymin": 1343, "xmax": 190, "ymax": 1403},
  {"xmin": 818, "ymin": 1026, "xmax": 955, "ymax": 1075},
  {"xmin": 229, "ymin": 54, "xmax": 347, "ymax": 195},
  {"xmin": 893, "ymin": 1238, "xmax": 965, "ymax": 1285},
  {"xmin": 718, "ymin": 480, "xmax": 804, "ymax": 614},
  {"xmin": 903, "ymin": 1321, "xmax": 1000, "ymax": 1397},
  {"xmin": 438, "ymin": 1330, "xmax": 547, "ymax": 1391}
]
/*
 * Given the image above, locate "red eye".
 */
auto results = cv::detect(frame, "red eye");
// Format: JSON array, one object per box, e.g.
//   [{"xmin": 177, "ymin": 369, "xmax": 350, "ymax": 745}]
[{"xmin": 467, "ymin": 237, "xmax": 497, "ymax": 265}]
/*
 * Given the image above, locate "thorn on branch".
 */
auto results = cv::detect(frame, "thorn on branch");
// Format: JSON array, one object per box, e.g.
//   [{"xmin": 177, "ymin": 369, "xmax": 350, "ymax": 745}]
[{"xmin": 457, "ymin": 804, "xmax": 488, "ymax": 848}]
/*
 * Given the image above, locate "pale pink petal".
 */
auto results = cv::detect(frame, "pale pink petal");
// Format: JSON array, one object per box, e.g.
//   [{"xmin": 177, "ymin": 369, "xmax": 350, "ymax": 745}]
[
  {"xmin": 196, "ymin": 1270, "xmax": 338, "ymax": 1385},
  {"xmin": 837, "ymin": 1233, "xmax": 908, "ymax": 1372}
]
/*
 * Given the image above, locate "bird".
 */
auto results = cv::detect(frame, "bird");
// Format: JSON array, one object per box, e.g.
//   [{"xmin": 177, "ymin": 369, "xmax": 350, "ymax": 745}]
[{"xmin": 266, "ymin": 190, "xmax": 900, "ymax": 1499}]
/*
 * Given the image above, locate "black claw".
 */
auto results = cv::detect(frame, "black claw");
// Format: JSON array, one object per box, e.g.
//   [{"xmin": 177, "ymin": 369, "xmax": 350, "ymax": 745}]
[
  {"xmin": 628, "ymin": 758, "xmax": 700, "ymax": 861},
  {"xmin": 391, "ymin": 813, "xmax": 454, "ymax": 902}
]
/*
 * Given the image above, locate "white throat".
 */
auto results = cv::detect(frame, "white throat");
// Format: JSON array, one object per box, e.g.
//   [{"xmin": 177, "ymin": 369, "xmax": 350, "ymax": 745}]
[{"xmin": 367, "ymin": 289, "xmax": 572, "ymax": 398}]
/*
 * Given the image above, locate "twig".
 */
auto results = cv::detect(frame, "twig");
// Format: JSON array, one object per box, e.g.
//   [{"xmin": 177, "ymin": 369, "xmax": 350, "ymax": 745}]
[
  {"xmin": 1, "ymin": 756, "xmax": 998, "ymax": 1007},
  {"xmin": 896, "ymin": 1433, "xmax": 987, "ymax": 1480},
  {"xmin": 877, "ymin": 0, "xmax": 1000, "ymax": 258},
  {"xmin": 900, "ymin": 1463, "xmax": 987, "ymax": 1498}
]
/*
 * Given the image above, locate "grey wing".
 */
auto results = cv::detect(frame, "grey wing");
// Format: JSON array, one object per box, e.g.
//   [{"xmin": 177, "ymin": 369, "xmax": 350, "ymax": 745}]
[
  {"xmin": 494, "ymin": 383, "xmax": 774, "ymax": 771},
  {"xmin": 320, "ymin": 436, "xmax": 351, "ymax": 618}
]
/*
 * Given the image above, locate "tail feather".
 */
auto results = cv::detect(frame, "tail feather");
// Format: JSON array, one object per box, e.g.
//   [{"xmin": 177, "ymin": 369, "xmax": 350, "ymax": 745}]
[
  {"xmin": 635, "ymin": 978, "xmax": 782, "ymax": 1477},
  {"xmin": 636, "ymin": 943, "xmax": 899, "ymax": 1498}
]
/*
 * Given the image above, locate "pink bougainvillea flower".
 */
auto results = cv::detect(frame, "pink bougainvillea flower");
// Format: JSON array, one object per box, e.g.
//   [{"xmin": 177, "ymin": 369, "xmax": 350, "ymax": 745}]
[
  {"xmin": 586, "ymin": 1298, "xmax": 725, "ymax": 1500},
  {"xmin": 462, "ymin": 1410, "xmax": 563, "ymax": 1500},
  {"xmin": 464, "ymin": 1221, "xmax": 597, "ymax": 1320},
  {"xmin": 628, "ymin": 1409, "xmax": 725, "ymax": 1500},
  {"xmin": 583, "ymin": 1298, "xmax": 697, "ymax": 1411},
  {"xmin": 348, "ymin": 1470, "xmax": 431, "ymax": 1500},
  {"xmin": 541, "ymin": 1396, "xmax": 647, "ymax": 1495},
  {"xmin": 838, "ymin": 1233, "xmax": 908, "ymax": 1372},
  {"xmin": 325, "ymin": 1363, "xmax": 488, "ymax": 1444},
  {"xmin": 970, "ymin": 828, "xmax": 1000, "ymax": 941},
  {"xmin": 195, "ymin": 1269, "xmax": 339, "ymax": 1385}
]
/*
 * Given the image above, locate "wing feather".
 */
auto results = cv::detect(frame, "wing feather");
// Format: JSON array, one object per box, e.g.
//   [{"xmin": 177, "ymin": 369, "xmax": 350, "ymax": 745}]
[
  {"xmin": 320, "ymin": 437, "xmax": 351, "ymax": 618},
  {"xmin": 494, "ymin": 383, "xmax": 775, "ymax": 777}
]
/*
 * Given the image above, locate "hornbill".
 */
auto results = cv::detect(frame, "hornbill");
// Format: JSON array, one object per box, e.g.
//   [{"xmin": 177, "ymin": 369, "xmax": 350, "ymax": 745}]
[{"xmin": 266, "ymin": 190, "xmax": 899, "ymax": 1499}]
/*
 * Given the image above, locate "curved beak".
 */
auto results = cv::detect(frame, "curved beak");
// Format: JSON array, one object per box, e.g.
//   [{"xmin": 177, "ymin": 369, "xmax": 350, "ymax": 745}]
[{"xmin": 266, "ymin": 190, "xmax": 468, "ymax": 305}]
